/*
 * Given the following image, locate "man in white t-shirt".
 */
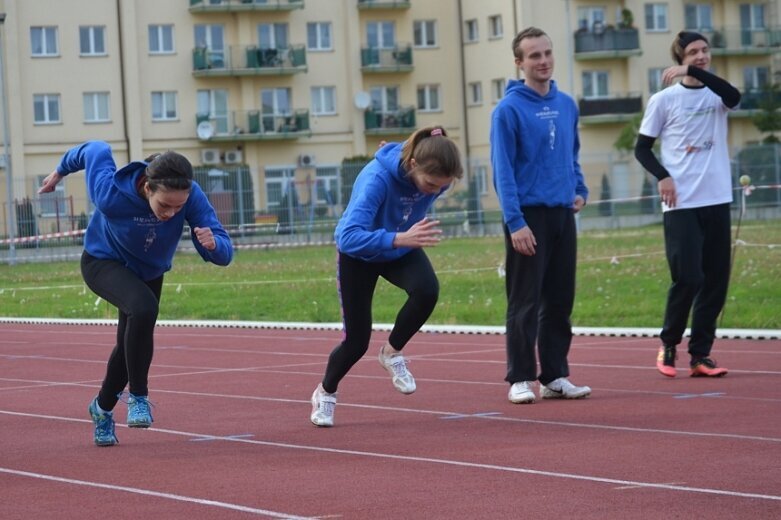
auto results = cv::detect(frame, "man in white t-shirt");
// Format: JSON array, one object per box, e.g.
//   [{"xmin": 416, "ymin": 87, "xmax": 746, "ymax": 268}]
[{"xmin": 634, "ymin": 31, "xmax": 740, "ymax": 378}]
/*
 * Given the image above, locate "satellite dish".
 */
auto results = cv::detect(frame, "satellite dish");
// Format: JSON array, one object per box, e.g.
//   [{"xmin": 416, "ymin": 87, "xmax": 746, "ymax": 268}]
[
  {"xmin": 353, "ymin": 91, "xmax": 371, "ymax": 110},
  {"xmin": 197, "ymin": 121, "xmax": 215, "ymax": 140}
]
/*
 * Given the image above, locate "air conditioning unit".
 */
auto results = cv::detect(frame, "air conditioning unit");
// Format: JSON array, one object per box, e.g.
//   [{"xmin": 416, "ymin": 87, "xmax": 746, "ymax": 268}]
[
  {"xmin": 298, "ymin": 153, "xmax": 316, "ymax": 167},
  {"xmin": 201, "ymin": 148, "xmax": 220, "ymax": 165},
  {"xmin": 224, "ymin": 149, "xmax": 243, "ymax": 164}
]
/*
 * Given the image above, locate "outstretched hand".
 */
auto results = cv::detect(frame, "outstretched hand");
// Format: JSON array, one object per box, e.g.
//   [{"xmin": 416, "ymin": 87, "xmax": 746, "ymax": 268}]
[
  {"xmin": 194, "ymin": 227, "xmax": 216, "ymax": 251},
  {"xmin": 392, "ymin": 217, "xmax": 442, "ymax": 248},
  {"xmin": 38, "ymin": 170, "xmax": 64, "ymax": 194}
]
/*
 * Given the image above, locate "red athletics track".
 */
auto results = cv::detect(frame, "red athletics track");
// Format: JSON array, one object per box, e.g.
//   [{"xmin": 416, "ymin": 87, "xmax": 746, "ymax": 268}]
[{"xmin": 1, "ymin": 322, "xmax": 780, "ymax": 519}]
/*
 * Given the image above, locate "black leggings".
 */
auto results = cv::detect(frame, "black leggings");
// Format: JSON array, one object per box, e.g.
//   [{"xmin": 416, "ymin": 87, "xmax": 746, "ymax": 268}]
[
  {"xmin": 81, "ymin": 252, "xmax": 163, "ymax": 411},
  {"xmin": 321, "ymin": 249, "xmax": 439, "ymax": 393}
]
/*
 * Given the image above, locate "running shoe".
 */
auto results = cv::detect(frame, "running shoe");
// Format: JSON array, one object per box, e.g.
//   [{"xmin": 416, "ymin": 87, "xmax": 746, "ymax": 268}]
[
  {"xmin": 124, "ymin": 393, "xmax": 154, "ymax": 428},
  {"xmin": 656, "ymin": 345, "xmax": 677, "ymax": 377},
  {"xmin": 690, "ymin": 357, "xmax": 728, "ymax": 377},
  {"xmin": 378, "ymin": 345, "xmax": 416, "ymax": 394},
  {"xmin": 508, "ymin": 381, "xmax": 536, "ymax": 404},
  {"xmin": 88, "ymin": 397, "xmax": 118, "ymax": 447},
  {"xmin": 310, "ymin": 384, "xmax": 337, "ymax": 427},
  {"xmin": 540, "ymin": 377, "xmax": 591, "ymax": 399}
]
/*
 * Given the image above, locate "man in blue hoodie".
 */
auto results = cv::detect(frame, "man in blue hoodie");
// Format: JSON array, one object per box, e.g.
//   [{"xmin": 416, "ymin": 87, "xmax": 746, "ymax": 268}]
[{"xmin": 490, "ymin": 27, "xmax": 591, "ymax": 405}]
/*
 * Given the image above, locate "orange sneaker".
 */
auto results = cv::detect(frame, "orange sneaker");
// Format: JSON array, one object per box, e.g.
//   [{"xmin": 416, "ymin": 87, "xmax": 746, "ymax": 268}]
[
  {"xmin": 690, "ymin": 357, "xmax": 728, "ymax": 377},
  {"xmin": 656, "ymin": 345, "xmax": 677, "ymax": 377}
]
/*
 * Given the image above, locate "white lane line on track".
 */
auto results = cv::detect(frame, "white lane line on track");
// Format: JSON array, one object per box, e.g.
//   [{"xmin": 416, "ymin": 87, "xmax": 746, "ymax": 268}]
[
  {"xmin": 1, "ymin": 410, "xmax": 780, "ymax": 502},
  {"xmin": 0, "ymin": 467, "xmax": 315, "ymax": 519}
]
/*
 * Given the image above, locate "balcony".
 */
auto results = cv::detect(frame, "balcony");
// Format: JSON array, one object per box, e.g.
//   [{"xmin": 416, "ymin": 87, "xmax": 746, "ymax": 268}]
[
  {"xmin": 357, "ymin": 0, "xmax": 410, "ymax": 10},
  {"xmin": 196, "ymin": 109, "xmax": 311, "ymax": 142},
  {"xmin": 364, "ymin": 106, "xmax": 416, "ymax": 135},
  {"xmin": 701, "ymin": 26, "xmax": 781, "ymax": 56},
  {"xmin": 360, "ymin": 45, "xmax": 413, "ymax": 73},
  {"xmin": 193, "ymin": 45, "xmax": 307, "ymax": 77},
  {"xmin": 574, "ymin": 27, "xmax": 641, "ymax": 60},
  {"xmin": 578, "ymin": 93, "xmax": 642, "ymax": 124},
  {"xmin": 189, "ymin": 0, "xmax": 304, "ymax": 13},
  {"xmin": 730, "ymin": 87, "xmax": 781, "ymax": 118}
]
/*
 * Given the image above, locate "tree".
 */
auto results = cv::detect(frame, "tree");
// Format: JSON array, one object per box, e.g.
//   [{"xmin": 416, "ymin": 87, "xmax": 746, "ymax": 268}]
[
  {"xmin": 751, "ymin": 82, "xmax": 781, "ymax": 144},
  {"xmin": 613, "ymin": 112, "xmax": 643, "ymax": 153}
]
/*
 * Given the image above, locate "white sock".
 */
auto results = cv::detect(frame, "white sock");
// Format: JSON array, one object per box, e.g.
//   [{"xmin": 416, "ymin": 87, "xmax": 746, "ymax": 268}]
[{"xmin": 95, "ymin": 400, "xmax": 111, "ymax": 415}]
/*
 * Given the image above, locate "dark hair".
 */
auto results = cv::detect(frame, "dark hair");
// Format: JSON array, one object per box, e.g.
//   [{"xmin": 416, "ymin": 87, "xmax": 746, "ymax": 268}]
[
  {"xmin": 143, "ymin": 151, "xmax": 193, "ymax": 193},
  {"xmin": 671, "ymin": 31, "xmax": 709, "ymax": 65},
  {"xmin": 400, "ymin": 125, "xmax": 463, "ymax": 180},
  {"xmin": 512, "ymin": 26, "xmax": 549, "ymax": 60}
]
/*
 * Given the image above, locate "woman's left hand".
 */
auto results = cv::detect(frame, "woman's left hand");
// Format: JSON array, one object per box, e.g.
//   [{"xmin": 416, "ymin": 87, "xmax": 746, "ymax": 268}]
[{"xmin": 194, "ymin": 227, "xmax": 216, "ymax": 251}]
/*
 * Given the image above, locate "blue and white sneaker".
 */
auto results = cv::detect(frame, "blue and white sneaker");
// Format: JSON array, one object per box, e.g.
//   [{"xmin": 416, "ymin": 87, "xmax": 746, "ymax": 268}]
[
  {"xmin": 88, "ymin": 397, "xmax": 118, "ymax": 447},
  {"xmin": 122, "ymin": 393, "xmax": 154, "ymax": 428}
]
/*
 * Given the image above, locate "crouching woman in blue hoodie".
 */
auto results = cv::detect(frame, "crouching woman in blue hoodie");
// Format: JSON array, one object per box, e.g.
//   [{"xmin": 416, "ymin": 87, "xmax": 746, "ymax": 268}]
[
  {"xmin": 310, "ymin": 126, "xmax": 463, "ymax": 427},
  {"xmin": 39, "ymin": 141, "xmax": 233, "ymax": 446}
]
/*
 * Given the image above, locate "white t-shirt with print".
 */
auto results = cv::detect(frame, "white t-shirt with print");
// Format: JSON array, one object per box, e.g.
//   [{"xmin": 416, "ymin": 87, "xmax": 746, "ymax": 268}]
[{"xmin": 639, "ymin": 82, "xmax": 733, "ymax": 211}]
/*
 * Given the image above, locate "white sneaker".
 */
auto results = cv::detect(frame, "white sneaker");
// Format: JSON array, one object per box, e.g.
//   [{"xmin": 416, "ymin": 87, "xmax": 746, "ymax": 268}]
[
  {"xmin": 310, "ymin": 384, "xmax": 337, "ymax": 427},
  {"xmin": 508, "ymin": 381, "xmax": 536, "ymax": 403},
  {"xmin": 540, "ymin": 377, "xmax": 591, "ymax": 399},
  {"xmin": 378, "ymin": 345, "xmax": 416, "ymax": 394}
]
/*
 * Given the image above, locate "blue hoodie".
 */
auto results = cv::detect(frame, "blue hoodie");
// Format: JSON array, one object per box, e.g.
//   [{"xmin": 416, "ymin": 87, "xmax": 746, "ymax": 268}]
[
  {"xmin": 56, "ymin": 141, "xmax": 233, "ymax": 281},
  {"xmin": 490, "ymin": 79, "xmax": 588, "ymax": 233},
  {"xmin": 334, "ymin": 142, "xmax": 448, "ymax": 262}
]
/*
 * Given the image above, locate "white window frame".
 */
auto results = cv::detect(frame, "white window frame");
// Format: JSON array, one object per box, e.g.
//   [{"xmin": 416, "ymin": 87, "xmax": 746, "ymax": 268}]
[
  {"xmin": 468, "ymin": 82, "xmax": 483, "ymax": 106},
  {"xmin": 152, "ymin": 91, "xmax": 178, "ymax": 121},
  {"xmin": 80, "ymin": 26, "xmax": 106, "ymax": 56},
  {"xmin": 370, "ymin": 86, "xmax": 399, "ymax": 113},
  {"xmin": 311, "ymin": 86, "xmax": 336, "ymax": 116},
  {"xmin": 36, "ymin": 175, "xmax": 68, "ymax": 218},
  {"xmin": 258, "ymin": 23, "xmax": 289, "ymax": 49},
  {"xmin": 194, "ymin": 24, "xmax": 225, "ymax": 67},
  {"xmin": 645, "ymin": 3, "xmax": 669, "ymax": 32},
  {"xmin": 264, "ymin": 168, "xmax": 295, "ymax": 208},
  {"xmin": 491, "ymin": 78, "xmax": 505, "ymax": 103},
  {"xmin": 577, "ymin": 7, "xmax": 606, "ymax": 31},
  {"xmin": 465, "ymin": 19, "xmax": 479, "ymax": 43},
  {"xmin": 741, "ymin": 3, "xmax": 766, "ymax": 30},
  {"xmin": 367, "ymin": 21, "xmax": 395, "ymax": 48},
  {"xmin": 307, "ymin": 22, "xmax": 332, "ymax": 51},
  {"xmin": 413, "ymin": 20, "xmax": 437, "ymax": 48},
  {"xmin": 33, "ymin": 94, "xmax": 61, "ymax": 124},
  {"xmin": 582, "ymin": 70, "xmax": 610, "ymax": 99},
  {"xmin": 83, "ymin": 92, "xmax": 110, "ymax": 123},
  {"xmin": 488, "ymin": 15, "xmax": 503, "ymax": 39},
  {"xmin": 417, "ymin": 84, "xmax": 441, "ymax": 112},
  {"xmin": 315, "ymin": 167, "xmax": 340, "ymax": 205},
  {"xmin": 648, "ymin": 67, "xmax": 665, "ymax": 94},
  {"xmin": 684, "ymin": 3, "xmax": 713, "ymax": 31},
  {"xmin": 197, "ymin": 89, "xmax": 229, "ymax": 134},
  {"xmin": 473, "ymin": 165, "xmax": 488, "ymax": 195},
  {"xmin": 149, "ymin": 24, "xmax": 175, "ymax": 54},
  {"xmin": 744, "ymin": 66, "xmax": 769, "ymax": 92},
  {"xmin": 30, "ymin": 26, "xmax": 58, "ymax": 57}
]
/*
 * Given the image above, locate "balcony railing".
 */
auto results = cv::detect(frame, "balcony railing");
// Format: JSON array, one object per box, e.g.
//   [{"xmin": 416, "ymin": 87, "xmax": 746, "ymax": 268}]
[
  {"xmin": 574, "ymin": 27, "xmax": 641, "ymax": 59},
  {"xmin": 196, "ymin": 109, "xmax": 311, "ymax": 141},
  {"xmin": 578, "ymin": 93, "xmax": 642, "ymax": 123},
  {"xmin": 734, "ymin": 88, "xmax": 781, "ymax": 111},
  {"xmin": 357, "ymin": 0, "xmax": 411, "ymax": 10},
  {"xmin": 700, "ymin": 26, "xmax": 781, "ymax": 55},
  {"xmin": 364, "ymin": 106, "xmax": 416, "ymax": 134},
  {"xmin": 189, "ymin": 0, "xmax": 304, "ymax": 12},
  {"xmin": 360, "ymin": 45, "xmax": 413, "ymax": 72},
  {"xmin": 192, "ymin": 45, "xmax": 307, "ymax": 76}
]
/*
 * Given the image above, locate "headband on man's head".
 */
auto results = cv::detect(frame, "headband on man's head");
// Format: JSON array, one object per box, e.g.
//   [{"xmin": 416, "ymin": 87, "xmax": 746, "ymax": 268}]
[{"xmin": 677, "ymin": 31, "xmax": 708, "ymax": 51}]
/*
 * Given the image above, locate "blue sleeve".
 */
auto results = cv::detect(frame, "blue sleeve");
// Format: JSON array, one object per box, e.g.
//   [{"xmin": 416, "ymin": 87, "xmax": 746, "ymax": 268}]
[
  {"xmin": 185, "ymin": 183, "xmax": 233, "ymax": 266},
  {"xmin": 490, "ymin": 108, "xmax": 526, "ymax": 232},
  {"xmin": 337, "ymin": 176, "xmax": 396, "ymax": 256},
  {"xmin": 56, "ymin": 141, "xmax": 118, "ymax": 212},
  {"xmin": 572, "ymin": 114, "xmax": 589, "ymax": 201}
]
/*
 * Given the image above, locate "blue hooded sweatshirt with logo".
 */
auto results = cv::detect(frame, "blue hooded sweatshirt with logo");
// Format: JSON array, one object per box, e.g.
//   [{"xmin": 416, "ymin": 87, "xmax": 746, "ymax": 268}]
[
  {"xmin": 56, "ymin": 141, "xmax": 233, "ymax": 281},
  {"xmin": 490, "ymin": 79, "xmax": 588, "ymax": 233},
  {"xmin": 335, "ymin": 142, "xmax": 448, "ymax": 263}
]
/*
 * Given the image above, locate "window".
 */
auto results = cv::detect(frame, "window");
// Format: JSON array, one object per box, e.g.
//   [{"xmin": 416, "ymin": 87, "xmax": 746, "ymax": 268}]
[
  {"xmin": 473, "ymin": 165, "xmax": 488, "ymax": 195},
  {"xmin": 414, "ymin": 20, "xmax": 437, "ymax": 48},
  {"xmin": 33, "ymin": 94, "xmax": 61, "ymax": 124},
  {"xmin": 315, "ymin": 167, "xmax": 340, "ymax": 205},
  {"xmin": 261, "ymin": 88, "xmax": 292, "ymax": 132},
  {"xmin": 36, "ymin": 175, "xmax": 68, "ymax": 217},
  {"xmin": 417, "ymin": 84, "xmax": 441, "ymax": 112},
  {"xmin": 645, "ymin": 3, "xmax": 668, "ymax": 31},
  {"xmin": 197, "ymin": 89, "xmax": 229, "ymax": 134},
  {"xmin": 684, "ymin": 4, "xmax": 713, "ymax": 30},
  {"xmin": 582, "ymin": 71, "xmax": 609, "ymax": 98},
  {"xmin": 648, "ymin": 68, "xmax": 665, "ymax": 94},
  {"xmin": 149, "ymin": 25, "xmax": 174, "ymax": 54},
  {"xmin": 83, "ymin": 92, "xmax": 110, "ymax": 122},
  {"xmin": 740, "ymin": 3, "xmax": 765, "ymax": 30},
  {"xmin": 744, "ymin": 67, "xmax": 769, "ymax": 92},
  {"xmin": 80, "ymin": 26, "xmax": 106, "ymax": 56},
  {"xmin": 370, "ymin": 86, "xmax": 399, "ymax": 113},
  {"xmin": 488, "ymin": 15, "xmax": 503, "ymax": 39},
  {"xmin": 311, "ymin": 86, "xmax": 336, "ymax": 115},
  {"xmin": 307, "ymin": 22, "xmax": 332, "ymax": 51},
  {"xmin": 491, "ymin": 78, "xmax": 505, "ymax": 102},
  {"xmin": 194, "ymin": 24, "xmax": 225, "ymax": 67},
  {"xmin": 152, "ymin": 91, "xmax": 178, "ymax": 121},
  {"xmin": 367, "ymin": 21, "xmax": 395, "ymax": 48},
  {"xmin": 264, "ymin": 168, "xmax": 294, "ymax": 208},
  {"xmin": 30, "ymin": 26, "xmax": 58, "ymax": 56},
  {"xmin": 577, "ymin": 7, "xmax": 606, "ymax": 31},
  {"xmin": 468, "ymin": 81, "xmax": 483, "ymax": 105},
  {"xmin": 465, "ymin": 19, "xmax": 479, "ymax": 42},
  {"xmin": 258, "ymin": 23, "xmax": 289, "ymax": 49}
]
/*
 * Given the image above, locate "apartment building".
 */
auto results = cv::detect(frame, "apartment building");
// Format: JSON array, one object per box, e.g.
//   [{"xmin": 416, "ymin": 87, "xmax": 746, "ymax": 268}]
[{"xmin": 0, "ymin": 0, "xmax": 779, "ymax": 237}]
